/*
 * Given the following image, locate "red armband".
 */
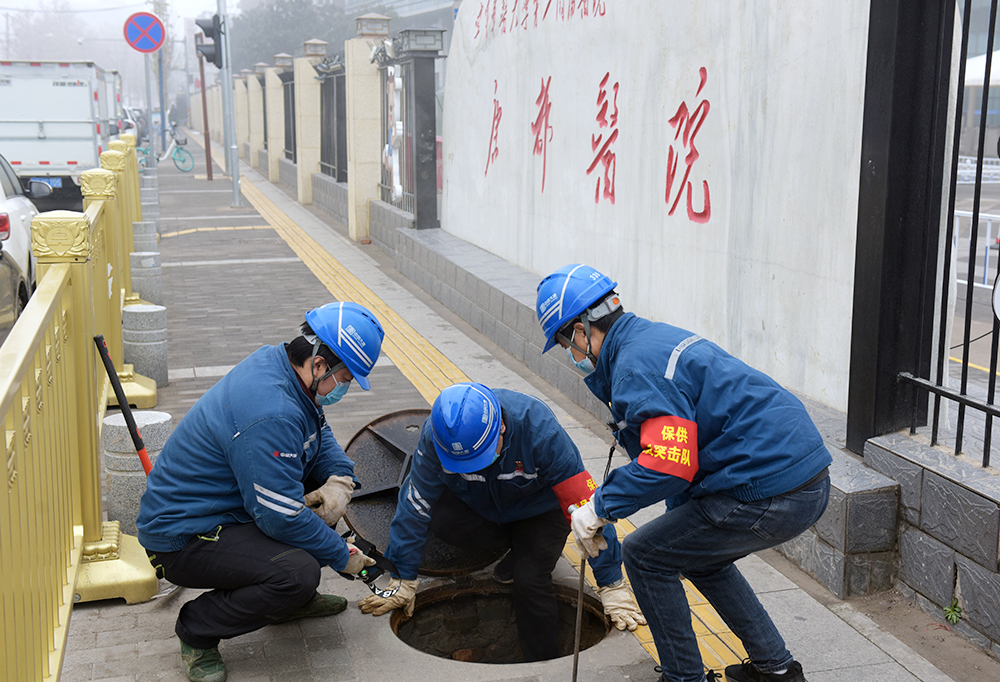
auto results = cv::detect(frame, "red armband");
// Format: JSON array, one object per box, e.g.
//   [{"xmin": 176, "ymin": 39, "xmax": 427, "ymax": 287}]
[
  {"xmin": 637, "ymin": 416, "xmax": 699, "ymax": 482},
  {"xmin": 552, "ymin": 471, "xmax": 598, "ymax": 522}
]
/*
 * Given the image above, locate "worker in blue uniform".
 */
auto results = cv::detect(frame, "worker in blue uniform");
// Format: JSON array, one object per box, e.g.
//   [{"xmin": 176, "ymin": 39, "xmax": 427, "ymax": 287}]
[
  {"xmin": 138, "ymin": 302, "xmax": 385, "ymax": 682},
  {"xmin": 536, "ymin": 265, "xmax": 832, "ymax": 682},
  {"xmin": 357, "ymin": 382, "xmax": 645, "ymax": 662}
]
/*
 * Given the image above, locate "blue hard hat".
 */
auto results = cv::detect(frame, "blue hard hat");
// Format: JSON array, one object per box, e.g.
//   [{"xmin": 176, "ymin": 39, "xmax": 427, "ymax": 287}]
[
  {"xmin": 536, "ymin": 264, "xmax": 617, "ymax": 353},
  {"xmin": 304, "ymin": 301, "xmax": 384, "ymax": 390},
  {"xmin": 430, "ymin": 383, "xmax": 502, "ymax": 473}
]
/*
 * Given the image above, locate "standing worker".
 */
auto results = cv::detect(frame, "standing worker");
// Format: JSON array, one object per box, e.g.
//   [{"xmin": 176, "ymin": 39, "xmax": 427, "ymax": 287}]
[
  {"xmin": 535, "ymin": 265, "xmax": 831, "ymax": 682},
  {"xmin": 357, "ymin": 382, "xmax": 645, "ymax": 662},
  {"xmin": 137, "ymin": 302, "xmax": 385, "ymax": 682}
]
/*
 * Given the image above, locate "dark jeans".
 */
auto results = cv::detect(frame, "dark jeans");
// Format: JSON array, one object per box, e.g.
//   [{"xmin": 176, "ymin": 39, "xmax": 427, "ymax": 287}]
[
  {"xmin": 147, "ymin": 523, "xmax": 321, "ymax": 649},
  {"xmin": 623, "ymin": 476, "xmax": 831, "ymax": 682},
  {"xmin": 429, "ymin": 490, "xmax": 569, "ymax": 662}
]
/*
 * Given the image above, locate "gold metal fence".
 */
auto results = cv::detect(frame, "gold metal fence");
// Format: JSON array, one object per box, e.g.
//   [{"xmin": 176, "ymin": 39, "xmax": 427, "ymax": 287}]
[{"xmin": 0, "ymin": 137, "xmax": 158, "ymax": 682}]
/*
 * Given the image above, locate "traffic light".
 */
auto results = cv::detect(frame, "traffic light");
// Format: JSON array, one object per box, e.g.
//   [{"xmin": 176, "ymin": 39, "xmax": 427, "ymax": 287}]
[{"xmin": 195, "ymin": 14, "xmax": 223, "ymax": 69}]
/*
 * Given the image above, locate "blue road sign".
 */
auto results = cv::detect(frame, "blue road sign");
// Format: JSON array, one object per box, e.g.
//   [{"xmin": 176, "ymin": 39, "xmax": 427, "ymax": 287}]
[{"xmin": 123, "ymin": 12, "xmax": 165, "ymax": 54}]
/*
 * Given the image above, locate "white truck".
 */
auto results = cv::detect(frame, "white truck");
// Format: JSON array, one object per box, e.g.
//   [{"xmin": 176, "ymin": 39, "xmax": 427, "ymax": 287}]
[{"xmin": 0, "ymin": 60, "xmax": 119, "ymax": 210}]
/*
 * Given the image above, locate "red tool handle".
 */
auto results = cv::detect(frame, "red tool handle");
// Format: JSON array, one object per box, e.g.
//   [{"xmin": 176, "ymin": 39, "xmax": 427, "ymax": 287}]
[{"xmin": 94, "ymin": 335, "xmax": 153, "ymax": 476}]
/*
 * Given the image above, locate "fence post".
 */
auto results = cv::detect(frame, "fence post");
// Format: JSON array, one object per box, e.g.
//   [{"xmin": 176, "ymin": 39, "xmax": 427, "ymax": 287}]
[{"xmin": 265, "ymin": 65, "xmax": 285, "ymax": 183}]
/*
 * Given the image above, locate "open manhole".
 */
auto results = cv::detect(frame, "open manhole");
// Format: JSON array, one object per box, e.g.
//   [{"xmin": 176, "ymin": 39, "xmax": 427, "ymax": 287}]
[
  {"xmin": 390, "ymin": 579, "xmax": 610, "ymax": 664},
  {"xmin": 344, "ymin": 409, "xmax": 505, "ymax": 575}
]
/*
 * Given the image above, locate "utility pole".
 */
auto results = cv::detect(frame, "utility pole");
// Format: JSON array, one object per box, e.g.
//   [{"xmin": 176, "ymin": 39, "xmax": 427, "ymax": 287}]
[
  {"xmin": 217, "ymin": 0, "xmax": 242, "ymax": 207},
  {"xmin": 196, "ymin": 34, "xmax": 213, "ymax": 181}
]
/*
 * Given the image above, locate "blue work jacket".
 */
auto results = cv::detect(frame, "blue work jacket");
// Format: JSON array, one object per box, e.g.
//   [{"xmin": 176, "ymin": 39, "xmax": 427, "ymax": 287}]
[
  {"xmin": 585, "ymin": 314, "xmax": 832, "ymax": 520},
  {"xmin": 137, "ymin": 344, "xmax": 357, "ymax": 571},
  {"xmin": 385, "ymin": 389, "xmax": 623, "ymax": 585}
]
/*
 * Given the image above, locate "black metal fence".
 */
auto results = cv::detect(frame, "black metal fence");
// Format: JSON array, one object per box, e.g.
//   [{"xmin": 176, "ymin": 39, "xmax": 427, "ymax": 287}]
[
  {"xmin": 320, "ymin": 69, "xmax": 347, "ymax": 182},
  {"xmin": 281, "ymin": 72, "xmax": 296, "ymax": 163},
  {"xmin": 892, "ymin": 0, "xmax": 1000, "ymax": 467},
  {"xmin": 379, "ymin": 61, "xmax": 415, "ymax": 214}
]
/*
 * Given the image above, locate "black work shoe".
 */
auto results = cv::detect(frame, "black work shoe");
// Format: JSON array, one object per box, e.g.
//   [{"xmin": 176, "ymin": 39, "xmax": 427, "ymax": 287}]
[
  {"xmin": 725, "ymin": 659, "xmax": 805, "ymax": 682},
  {"xmin": 180, "ymin": 641, "xmax": 227, "ymax": 682},
  {"xmin": 270, "ymin": 593, "xmax": 348, "ymax": 624},
  {"xmin": 493, "ymin": 552, "xmax": 514, "ymax": 584}
]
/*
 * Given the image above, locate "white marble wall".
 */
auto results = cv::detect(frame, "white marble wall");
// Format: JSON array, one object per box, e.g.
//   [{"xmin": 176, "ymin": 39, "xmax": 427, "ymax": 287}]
[{"xmin": 442, "ymin": 1, "xmax": 871, "ymax": 411}]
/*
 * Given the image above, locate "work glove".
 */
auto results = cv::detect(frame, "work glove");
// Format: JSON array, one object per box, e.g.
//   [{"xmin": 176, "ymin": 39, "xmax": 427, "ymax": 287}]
[
  {"xmin": 304, "ymin": 475, "xmax": 355, "ymax": 527},
  {"xmin": 570, "ymin": 501, "xmax": 610, "ymax": 558},
  {"xmin": 596, "ymin": 579, "xmax": 646, "ymax": 631},
  {"xmin": 342, "ymin": 543, "xmax": 377, "ymax": 575},
  {"xmin": 358, "ymin": 577, "xmax": 420, "ymax": 618}
]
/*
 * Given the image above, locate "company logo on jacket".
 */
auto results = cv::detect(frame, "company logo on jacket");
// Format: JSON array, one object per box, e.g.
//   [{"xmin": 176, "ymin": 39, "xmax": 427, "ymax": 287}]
[{"xmin": 273, "ymin": 450, "xmax": 298, "ymax": 459}]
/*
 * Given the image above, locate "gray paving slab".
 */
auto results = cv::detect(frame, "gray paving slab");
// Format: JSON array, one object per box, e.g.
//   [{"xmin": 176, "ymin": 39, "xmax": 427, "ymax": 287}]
[{"xmin": 61, "ymin": 155, "xmax": 959, "ymax": 682}]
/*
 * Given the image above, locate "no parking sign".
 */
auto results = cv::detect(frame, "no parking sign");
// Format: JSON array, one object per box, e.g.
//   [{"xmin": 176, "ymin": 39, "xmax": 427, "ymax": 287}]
[{"xmin": 123, "ymin": 12, "xmax": 165, "ymax": 53}]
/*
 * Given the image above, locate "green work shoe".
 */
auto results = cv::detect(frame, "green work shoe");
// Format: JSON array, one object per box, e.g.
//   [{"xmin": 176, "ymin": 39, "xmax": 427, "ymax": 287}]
[
  {"xmin": 179, "ymin": 641, "xmax": 227, "ymax": 682},
  {"xmin": 270, "ymin": 592, "xmax": 348, "ymax": 624}
]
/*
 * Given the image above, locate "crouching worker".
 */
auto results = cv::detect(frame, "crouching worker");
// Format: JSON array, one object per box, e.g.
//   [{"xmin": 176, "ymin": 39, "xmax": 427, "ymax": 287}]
[
  {"xmin": 137, "ymin": 302, "xmax": 385, "ymax": 682},
  {"xmin": 357, "ymin": 382, "xmax": 645, "ymax": 662}
]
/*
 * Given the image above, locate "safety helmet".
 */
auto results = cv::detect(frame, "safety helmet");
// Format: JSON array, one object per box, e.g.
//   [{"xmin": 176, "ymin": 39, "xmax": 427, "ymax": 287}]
[
  {"xmin": 430, "ymin": 382, "xmax": 502, "ymax": 473},
  {"xmin": 304, "ymin": 301, "xmax": 385, "ymax": 390},
  {"xmin": 536, "ymin": 264, "xmax": 618, "ymax": 353}
]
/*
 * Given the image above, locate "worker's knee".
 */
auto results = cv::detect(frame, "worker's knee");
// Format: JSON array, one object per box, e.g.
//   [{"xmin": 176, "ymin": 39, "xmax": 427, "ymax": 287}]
[{"xmin": 271, "ymin": 547, "xmax": 322, "ymax": 602}]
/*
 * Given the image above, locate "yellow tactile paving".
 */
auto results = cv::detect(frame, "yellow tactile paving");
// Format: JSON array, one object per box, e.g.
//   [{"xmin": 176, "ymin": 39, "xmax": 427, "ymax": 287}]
[{"xmin": 231, "ymin": 160, "xmax": 746, "ymax": 673}]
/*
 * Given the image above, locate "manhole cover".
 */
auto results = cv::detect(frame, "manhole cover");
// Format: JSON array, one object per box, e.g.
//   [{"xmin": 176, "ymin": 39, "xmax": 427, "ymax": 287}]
[
  {"xmin": 344, "ymin": 409, "xmax": 505, "ymax": 576},
  {"xmin": 390, "ymin": 579, "xmax": 609, "ymax": 663}
]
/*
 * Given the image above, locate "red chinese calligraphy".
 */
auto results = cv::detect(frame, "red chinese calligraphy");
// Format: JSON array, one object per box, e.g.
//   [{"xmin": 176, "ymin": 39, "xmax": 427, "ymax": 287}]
[
  {"xmin": 485, "ymin": 81, "xmax": 502, "ymax": 177},
  {"xmin": 587, "ymin": 72, "xmax": 619, "ymax": 204},
  {"xmin": 500, "ymin": 0, "xmax": 508, "ymax": 33},
  {"xmin": 665, "ymin": 67, "xmax": 711, "ymax": 224},
  {"xmin": 475, "ymin": 3, "xmax": 483, "ymax": 38},
  {"xmin": 531, "ymin": 76, "xmax": 554, "ymax": 193}
]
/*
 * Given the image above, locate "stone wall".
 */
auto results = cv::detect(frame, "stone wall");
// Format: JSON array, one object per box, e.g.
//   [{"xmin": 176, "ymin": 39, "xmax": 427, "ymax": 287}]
[
  {"xmin": 312, "ymin": 174, "xmax": 350, "ymax": 227},
  {"xmin": 259, "ymin": 148, "xmax": 269, "ymax": 170},
  {"xmin": 864, "ymin": 434, "xmax": 1000, "ymax": 658},
  {"xmin": 278, "ymin": 157, "xmax": 297, "ymax": 194},
  {"xmin": 369, "ymin": 200, "xmax": 413, "ymax": 254}
]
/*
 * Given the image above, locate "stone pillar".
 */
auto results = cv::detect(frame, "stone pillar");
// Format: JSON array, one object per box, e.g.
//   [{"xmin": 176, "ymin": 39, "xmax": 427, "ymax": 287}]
[
  {"xmin": 248, "ymin": 73, "xmax": 265, "ymax": 169},
  {"xmin": 346, "ymin": 31, "xmax": 386, "ymax": 241},
  {"xmin": 294, "ymin": 39, "xmax": 327, "ymax": 205},
  {"xmin": 130, "ymin": 252, "xmax": 163, "ymax": 305},
  {"xmin": 122, "ymin": 304, "xmax": 168, "ymax": 387},
  {"xmin": 102, "ymin": 411, "xmax": 172, "ymax": 535},
  {"xmin": 132, "ymin": 220, "xmax": 158, "ymax": 252},
  {"xmin": 265, "ymin": 67, "xmax": 285, "ymax": 183},
  {"xmin": 234, "ymin": 77, "xmax": 249, "ymax": 159}
]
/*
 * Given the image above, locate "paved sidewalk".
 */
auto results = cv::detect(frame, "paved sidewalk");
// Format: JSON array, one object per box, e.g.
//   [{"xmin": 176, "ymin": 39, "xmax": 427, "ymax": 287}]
[{"xmin": 60, "ymin": 147, "xmax": 957, "ymax": 682}]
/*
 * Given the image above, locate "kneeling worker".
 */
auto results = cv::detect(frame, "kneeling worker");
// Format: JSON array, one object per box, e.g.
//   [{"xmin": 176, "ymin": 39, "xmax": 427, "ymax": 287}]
[
  {"xmin": 358, "ymin": 382, "xmax": 645, "ymax": 662},
  {"xmin": 138, "ymin": 302, "xmax": 385, "ymax": 682}
]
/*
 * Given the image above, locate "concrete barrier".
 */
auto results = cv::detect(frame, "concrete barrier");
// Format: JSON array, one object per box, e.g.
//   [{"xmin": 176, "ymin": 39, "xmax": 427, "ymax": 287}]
[
  {"xmin": 122, "ymin": 303, "xmax": 168, "ymax": 387},
  {"xmin": 102, "ymin": 410, "xmax": 172, "ymax": 535},
  {"xmin": 130, "ymin": 251, "xmax": 163, "ymax": 305}
]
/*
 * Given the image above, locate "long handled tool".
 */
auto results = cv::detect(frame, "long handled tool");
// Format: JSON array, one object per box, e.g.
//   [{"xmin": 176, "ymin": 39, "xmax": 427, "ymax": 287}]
[
  {"xmin": 94, "ymin": 335, "xmax": 153, "ymax": 475},
  {"xmin": 572, "ymin": 551, "xmax": 586, "ymax": 682}
]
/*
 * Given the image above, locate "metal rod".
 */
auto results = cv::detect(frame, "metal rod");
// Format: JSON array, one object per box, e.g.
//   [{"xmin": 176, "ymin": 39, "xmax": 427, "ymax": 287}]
[
  {"xmin": 572, "ymin": 553, "xmax": 585, "ymax": 682},
  {"xmin": 196, "ymin": 34, "xmax": 213, "ymax": 181},
  {"xmin": 93, "ymin": 335, "xmax": 152, "ymax": 475}
]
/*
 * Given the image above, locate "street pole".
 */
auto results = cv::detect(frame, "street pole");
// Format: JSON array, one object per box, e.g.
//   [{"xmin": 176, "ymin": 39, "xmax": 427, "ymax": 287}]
[
  {"xmin": 196, "ymin": 34, "xmax": 213, "ymax": 182},
  {"xmin": 218, "ymin": 0, "xmax": 242, "ymax": 207},
  {"xmin": 144, "ymin": 53, "xmax": 155, "ymax": 166},
  {"xmin": 157, "ymin": 48, "xmax": 167, "ymax": 152}
]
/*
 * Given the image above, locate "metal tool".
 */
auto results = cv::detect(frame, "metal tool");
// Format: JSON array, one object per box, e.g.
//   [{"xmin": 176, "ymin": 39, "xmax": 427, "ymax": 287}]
[
  {"xmin": 94, "ymin": 335, "xmax": 152, "ymax": 475},
  {"xmin": 335, "ymin": 529, "xmax": 402, "ymax": 598},
  {"xmin": 572, "ymin": 551, "xmax": 586, "ymax": 682}
]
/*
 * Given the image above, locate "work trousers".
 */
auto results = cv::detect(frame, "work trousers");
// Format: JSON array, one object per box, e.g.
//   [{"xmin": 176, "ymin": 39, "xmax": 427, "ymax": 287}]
[
  {"xmin": 147, "ymin": 522, "xmax": 321, "ymax": 649},
  {"xmin": 623, "ymin": 475, "xmax": 831, "ymax": 682},
  {"xmin": 429, "ymin": 490, "xmax": 569, "ymax": 662}
]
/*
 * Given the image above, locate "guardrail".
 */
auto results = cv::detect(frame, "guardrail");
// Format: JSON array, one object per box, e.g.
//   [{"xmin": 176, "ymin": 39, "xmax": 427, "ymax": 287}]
[
  {"xmin": 955, "ymin": 210, "xmax": 1000, "ymax": 289},
  {"xmin": 957, "ymin": 155, "xmax": 1000, "ymax": 183},
  {"xmin": 0, "ymin": 134, "xmax": 157, "ymax": 681}
]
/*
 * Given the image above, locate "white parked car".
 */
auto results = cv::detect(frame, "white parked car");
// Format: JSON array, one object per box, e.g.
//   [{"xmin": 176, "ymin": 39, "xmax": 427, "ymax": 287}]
[{"xmin": 0, "ymin": 151, "xmax": 51, "ymax": 341}]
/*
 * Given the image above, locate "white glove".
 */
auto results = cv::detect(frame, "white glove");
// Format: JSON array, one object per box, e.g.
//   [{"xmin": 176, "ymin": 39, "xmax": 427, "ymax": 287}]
[
  {"xmin": 570, "ymin": 502, "xmax": 610, "ymax": 558},
  {"xmin": 342, "ymin": 543, "xmax": 376, "ymax": 575},
  {"xmin": 304, "ymin": 475, "xmax": 355, "ymax": 527},
  {"xmin": 597, "ymin": 579, "xmax": 646, "ymax": 631},
  {"xmin": 358, "ymin": 577, "xmax": 420, "ymax": 617}
]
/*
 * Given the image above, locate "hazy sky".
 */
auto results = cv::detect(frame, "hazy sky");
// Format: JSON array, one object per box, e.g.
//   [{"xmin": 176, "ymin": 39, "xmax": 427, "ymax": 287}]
[{"xmin": 0, "ymin": 1, "xmax": 235, "ymax": 35}]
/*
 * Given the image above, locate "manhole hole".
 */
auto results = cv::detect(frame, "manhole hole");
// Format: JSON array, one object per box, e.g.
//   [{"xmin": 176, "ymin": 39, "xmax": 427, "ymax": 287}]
[{"xmin": 390, "ymin": 579, "xmax": 609, "ymax": 663}]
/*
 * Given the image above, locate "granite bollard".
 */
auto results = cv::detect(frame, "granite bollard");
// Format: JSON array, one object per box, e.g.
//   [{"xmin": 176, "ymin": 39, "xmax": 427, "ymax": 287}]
[
  {"xmin": 122, "ymin": 303, "xmax": 168, "ymax": 387},
  {"xmin": 130, "ymin": 251, "xmax": 163, "ymax": 305},
  {"xmin": 102, "ymin": 410, "xmax": 172, "ymax": 535},
  {"xmin": 132, "ymin": 220, "xmax": 158, "ymax": 252}
]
